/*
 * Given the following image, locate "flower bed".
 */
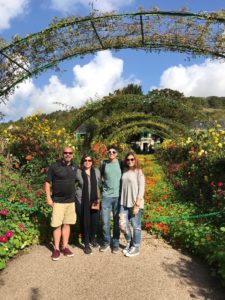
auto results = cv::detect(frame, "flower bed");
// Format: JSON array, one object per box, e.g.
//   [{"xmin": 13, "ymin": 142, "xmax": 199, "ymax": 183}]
[{"xmin": 141, "ymin": 155, "xmax": 225, "ymax": 285}]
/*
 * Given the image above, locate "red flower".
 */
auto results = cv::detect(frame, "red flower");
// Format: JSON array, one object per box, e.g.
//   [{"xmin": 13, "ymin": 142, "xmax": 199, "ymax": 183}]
[
  {"xmin": 24, "ymin": 146, "xmax": 30, "ymax": 152},
  {"xmin": 14, "ymin": 163, "xmax": 20, "ymax": 169},
  {"xmin": 36, "ymin": 191, "xmax": 41, "ymax": 196},
  {"xmin": 27, "ymin": 199, "xmax": 32, "ymax": 205},
  {"xmin": 35, "ymin": 145, "xmax": 40, "ymax": 151},
  {"xmin": 0, "ymin": 235, "xmax": 8, "ymax": 243},
  {"xmin": 145, "ymin": 222, "xmax": 153, "ymax": 229},
  {"xmin": 28, "ymin": 186, "xmax": 33, "ymax": 191},
  {"xmin": 18, "ymin": 224, "xmax": 26, "ymax": 232},
  {"xmin": 25, "ymin": 154, "xmax": 33, "ymax": 160},
  {"xmin": 1, "ymin": 209, "xmax": 8, "ymax": 215},
  {"xmin": 6, "ymin": 230, "xmax": 14, "ymax": 238},
  {"xmin": 20, "ymin": 197, "xmax": 25, "ymax": 203},
  {"xmin": 156, "ymin": 223, "xmax": 164, "ymax": 230},
  {"xmin": 162, "ymin": 225, "xmax": 169, "ymax": 233},
  {"xmin": 217, "ymin": 182, "xmax": 224, "ymax": 187}
]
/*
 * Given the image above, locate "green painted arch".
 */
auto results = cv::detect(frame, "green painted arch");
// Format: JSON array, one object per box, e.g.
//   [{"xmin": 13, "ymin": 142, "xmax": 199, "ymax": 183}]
[
  {"xmin": 103, "ymin": 125, "xmax": 171, "ymax": 145},
  {"xmin": 95, "ymin": 112, "xmax": 188, "ymax": 139},
  {"xmin": 102, "ymin": 119, "xmax": 178, "ymax": 144},
  {"xmin": 1, "ymin": 10, "xmax": 225, "ymax": 103}
]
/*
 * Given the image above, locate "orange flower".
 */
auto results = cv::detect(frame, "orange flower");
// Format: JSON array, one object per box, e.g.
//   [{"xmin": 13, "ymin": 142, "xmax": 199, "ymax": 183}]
[{"xmin": 25, "ymin": 154, "xmax": 33, "ymax": 160}]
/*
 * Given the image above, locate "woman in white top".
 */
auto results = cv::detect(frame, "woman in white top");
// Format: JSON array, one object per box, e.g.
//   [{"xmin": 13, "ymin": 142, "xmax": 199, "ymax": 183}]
[{"xmin": 120, "ymin": 151, "xmax": 145, "ymax": 257}]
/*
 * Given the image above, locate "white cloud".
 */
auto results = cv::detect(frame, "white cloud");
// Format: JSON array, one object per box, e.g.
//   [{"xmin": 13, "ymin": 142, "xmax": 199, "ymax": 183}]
[
  {"xmin": 0, "ymin": 0, "xmax": 29, "ymax": 32},
  {"xmin": 1, "ymin": 50, "xmax": 140, "ymax": 121},
  {"xmin": 50, "ymin": 0, "xmax": 134, "ymax": 13},
  {"xmin": 155, "ymin": 59, "xmax": 225, "ymax": 97}
]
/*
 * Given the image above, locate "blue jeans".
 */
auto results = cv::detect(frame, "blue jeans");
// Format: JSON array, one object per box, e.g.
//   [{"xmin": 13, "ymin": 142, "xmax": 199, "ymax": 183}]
[
  {"xmin": 120, "ymin": 206, "xmax": 142, "ymax": 247},
  {"xmin": 101, "ymin": 196, "xmax": 120, "ymax": 247}
]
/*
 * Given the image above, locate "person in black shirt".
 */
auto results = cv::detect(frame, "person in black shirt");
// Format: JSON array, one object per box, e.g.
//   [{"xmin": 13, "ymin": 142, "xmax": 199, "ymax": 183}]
[{"xmin": 45, "ymin": 147, "xmax": 77, "ymax": 261}]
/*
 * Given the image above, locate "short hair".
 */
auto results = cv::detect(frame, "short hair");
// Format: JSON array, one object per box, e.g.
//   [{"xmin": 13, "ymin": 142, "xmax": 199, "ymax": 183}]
[
  {"xmin": 124, "ymin": 151, "xmax": 141, "ymax": 170},
  {"xmin": 107, "ymin": 145, "xmax": 118, "ymax": 152}
]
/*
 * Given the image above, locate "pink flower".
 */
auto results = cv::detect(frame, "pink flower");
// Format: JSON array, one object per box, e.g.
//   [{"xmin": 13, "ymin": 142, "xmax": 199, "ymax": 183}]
[
  {"xmin": 217, "ymin": 182, "xmax": 224, "ymax": 187},
  {"xmin": 6, "ymin": 230, "xmax": 14, "ymax": 238},
  {"xmin": 1, "ymin": 209, "xmax": 8, "ymax": 215},
  {"xmin": 18, "ymin": 224, "xmax": 26, "ymax": 232},
  {"xmin": 28, "ymin": 186, "xmax": 33, "ymax": 191},
  {"xmin": 0, "ymin": 235, "xmax": 8, "ymax": 243}
]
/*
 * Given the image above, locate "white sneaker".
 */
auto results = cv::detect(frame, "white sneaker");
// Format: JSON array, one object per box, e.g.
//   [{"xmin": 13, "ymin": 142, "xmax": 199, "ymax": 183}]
[
  {"xmin": 125, "ymin": 246, "xmax": 139, "ymax": 257},
  {"xmin": 122, "ymin": 243, "xmax": 131, "ymax": 255}
]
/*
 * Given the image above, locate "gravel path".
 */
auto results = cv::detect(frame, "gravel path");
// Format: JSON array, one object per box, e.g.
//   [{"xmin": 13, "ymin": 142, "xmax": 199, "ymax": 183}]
[{"xmin": 0, "ymin": 231, "xmax": 224, "ymax": 300}]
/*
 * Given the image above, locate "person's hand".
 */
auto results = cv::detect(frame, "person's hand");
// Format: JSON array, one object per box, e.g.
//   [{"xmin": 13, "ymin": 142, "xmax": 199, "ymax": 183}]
[
  {"xmin": 133, "ymin": 205, "xmax": 139, "ymax": 215},
  {"xmin": 47, "ymin": 197, "xmax": 54, "ymax": 208}
]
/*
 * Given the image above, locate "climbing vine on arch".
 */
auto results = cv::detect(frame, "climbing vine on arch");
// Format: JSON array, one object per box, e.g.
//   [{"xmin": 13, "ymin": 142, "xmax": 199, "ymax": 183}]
[{"xmin": 1, "ymin": 10, "xmax": 225, "ymax": 103}]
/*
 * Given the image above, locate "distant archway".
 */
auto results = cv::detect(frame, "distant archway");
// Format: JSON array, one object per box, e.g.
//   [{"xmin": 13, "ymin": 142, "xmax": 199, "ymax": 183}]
[{"xmin": 1, "ymin": 10, "xmax": 225, "ymax": 103}]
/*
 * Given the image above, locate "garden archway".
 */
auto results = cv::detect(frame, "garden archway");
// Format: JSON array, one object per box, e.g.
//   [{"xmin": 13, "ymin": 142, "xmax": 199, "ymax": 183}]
[{"xmin": 1, "ymin": 10, "xmax": 225, "ymax": 104}]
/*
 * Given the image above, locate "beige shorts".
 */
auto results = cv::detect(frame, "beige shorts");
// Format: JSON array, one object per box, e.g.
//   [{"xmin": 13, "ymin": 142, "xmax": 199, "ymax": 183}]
[{"xmin": 51, "ymin": 202, "xmax": 76, "ymax": 228}]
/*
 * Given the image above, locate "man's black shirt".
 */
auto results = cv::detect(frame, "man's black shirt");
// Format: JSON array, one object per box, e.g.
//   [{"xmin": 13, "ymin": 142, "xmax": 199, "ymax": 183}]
[{"xmin": 45, "ymin": 160, "xmax": 77, "ymax": 203}]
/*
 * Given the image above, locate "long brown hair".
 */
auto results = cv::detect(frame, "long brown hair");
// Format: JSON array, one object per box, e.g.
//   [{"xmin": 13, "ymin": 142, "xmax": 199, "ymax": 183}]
[
  {"xmin": 124, "ymin": 151, "xmax": 141, "ymax": 170},
  {"xmin": 80, "ymin": 154, "xmax": 94, "ymax": 168}
]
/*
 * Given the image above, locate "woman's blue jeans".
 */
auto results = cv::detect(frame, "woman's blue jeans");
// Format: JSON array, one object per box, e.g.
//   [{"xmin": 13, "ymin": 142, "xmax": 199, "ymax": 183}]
[
  {"xmin": 101, "ymin": 196, "xmax": 120, "ymax": 247},
  {"xmin": 119, "ymin": 206, "xmax": 142, "ymax": 248}
]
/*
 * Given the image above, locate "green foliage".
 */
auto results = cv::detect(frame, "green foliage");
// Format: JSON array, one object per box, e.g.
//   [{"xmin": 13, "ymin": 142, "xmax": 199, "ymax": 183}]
[{"xmin": 113, "ymin": 84, "xmax": 143, "ymax": 95}]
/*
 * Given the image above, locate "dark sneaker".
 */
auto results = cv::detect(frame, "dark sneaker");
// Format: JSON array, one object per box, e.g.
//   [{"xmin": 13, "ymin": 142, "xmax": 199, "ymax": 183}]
[
  {"xmin": 99, "ymin": 244, "xmax": 110, "ymax": 252},
  {"xmin": 51, "ymin": 249, "xmax": 60, "ymax": 261},
  {"xmin": 112, "ymin": 246, "xmax": 119, "ymax": 254},
  {"xmin": 62, "ymin": 247, "xmax": 74, "ymax": 257},
  {"xmin": 122, "ymin": 243, "xmax": 131, "ymax": 255},
  {"xmin": 125, "ymin": 246, "xmax": 139, "ymax": 257},
  {"xmin": 84, "ymin": 246, "xmax": 92, "ymax": 255},
  {"xmin": 90, "ymin": 239, "xmax": 99, "ymax": 248}
]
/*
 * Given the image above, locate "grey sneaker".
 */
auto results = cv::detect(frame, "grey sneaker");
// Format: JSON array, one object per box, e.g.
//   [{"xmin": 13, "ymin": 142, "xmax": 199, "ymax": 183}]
[
  {"xmin": 125, "ymin": 246, "xmax": 139, "ymax": 257},
  {"xmin": 84, "ymin": 246, "xmax": 92, "ymax": 255},
  {"xmin": 112, "ymin": 246, "xmax": 119, "ymax": 254},
  {"xmin": 99, "ymin": 244, "xmax": 110, "ymax": 252},
  {"xmin": 122, "ymin": 243, "xmax": 131, "ymax": 255},
  {"xmin": 90, "ymin": 239, "xmax": 99, "ymax": 248}
]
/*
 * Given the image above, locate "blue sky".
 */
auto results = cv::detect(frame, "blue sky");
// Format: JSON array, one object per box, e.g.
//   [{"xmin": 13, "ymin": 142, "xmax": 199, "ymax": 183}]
[{"xmin": 1, "ymin": 0, "xmax": 225, "ymax": 121}]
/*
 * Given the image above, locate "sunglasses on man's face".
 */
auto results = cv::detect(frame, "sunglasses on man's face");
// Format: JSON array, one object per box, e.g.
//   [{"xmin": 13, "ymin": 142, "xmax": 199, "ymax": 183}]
[
  {"xmin": 84, "ymin": 159, "xmax": 92, "ymax": 162},
  {"xmin": 64, "ymin": 152, "xmax": 73, "ymax": 155},
  {"xmin": 108, "ymin": 150, "xmax": 117, "ymax": 154},
  {"xmin": 126, "ymin": 158, "xmax": 135, "ymax": 162}
]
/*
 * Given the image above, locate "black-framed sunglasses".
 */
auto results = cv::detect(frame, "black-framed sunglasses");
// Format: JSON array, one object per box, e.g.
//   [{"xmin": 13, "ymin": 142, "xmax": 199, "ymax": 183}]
[
  {"xmin": 64, "ymin": 152, "xmax": 73, "ymax": 155},
  {"xmin": 126, "ymin": 158, "xmax": 135, "ymax": 162},
  {"xmin": 84, "ymin": 159, "xmax": 92, "ymax": 162}
]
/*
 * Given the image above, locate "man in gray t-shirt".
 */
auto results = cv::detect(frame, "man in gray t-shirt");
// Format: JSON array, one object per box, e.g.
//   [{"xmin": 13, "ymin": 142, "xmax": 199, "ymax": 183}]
[{"xmin": 99, "ymin": 147, "xmax": 122, "ymax": 253}]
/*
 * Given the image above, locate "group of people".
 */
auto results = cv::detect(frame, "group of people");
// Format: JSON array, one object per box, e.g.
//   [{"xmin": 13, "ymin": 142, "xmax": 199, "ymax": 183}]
[{"xmin": 45, "ymin": 146, "xmax": 145, "ymax": 261}]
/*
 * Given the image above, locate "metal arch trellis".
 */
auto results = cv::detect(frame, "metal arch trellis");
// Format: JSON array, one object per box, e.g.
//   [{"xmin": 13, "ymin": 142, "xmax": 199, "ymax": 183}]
[{"xmin": 1, "ymin": 10, "xmax": 225, "ymax": 103}]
